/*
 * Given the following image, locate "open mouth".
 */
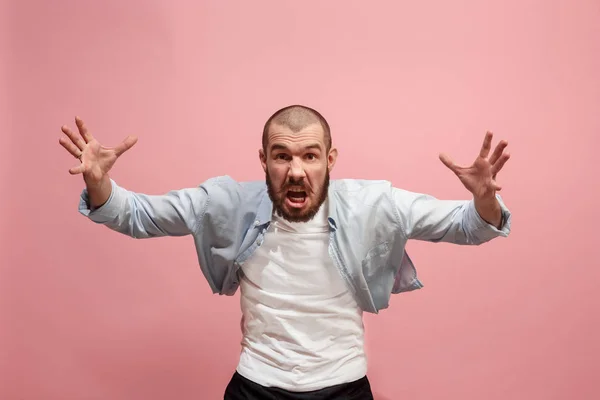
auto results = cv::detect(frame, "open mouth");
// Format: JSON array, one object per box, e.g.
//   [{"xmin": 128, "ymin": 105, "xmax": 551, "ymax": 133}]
[{"xmin": 285, "ymin": 189, "xmax": 307, "ymax": 208}]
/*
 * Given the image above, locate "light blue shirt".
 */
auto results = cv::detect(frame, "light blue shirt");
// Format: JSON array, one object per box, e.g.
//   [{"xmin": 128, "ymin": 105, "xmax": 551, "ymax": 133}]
[{"xmin": 79, "ymin": 176, "xmax": 511, "ymax": 313}]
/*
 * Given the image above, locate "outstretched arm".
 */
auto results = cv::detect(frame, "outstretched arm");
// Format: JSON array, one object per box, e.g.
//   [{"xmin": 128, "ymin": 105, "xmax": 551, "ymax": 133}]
[
  {"xmin": 394, "ymin": 131, "xmax": 511, "ymax": 245},
  {"xmin": 60, "ymin": 117, "xmax": 206, "ymax": 238}
]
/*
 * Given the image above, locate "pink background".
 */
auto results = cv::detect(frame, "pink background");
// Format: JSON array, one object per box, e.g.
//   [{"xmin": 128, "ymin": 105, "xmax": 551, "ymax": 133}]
[{"xmin": 2, "ymin": 0, "xmax": 599, "ymax": 399}]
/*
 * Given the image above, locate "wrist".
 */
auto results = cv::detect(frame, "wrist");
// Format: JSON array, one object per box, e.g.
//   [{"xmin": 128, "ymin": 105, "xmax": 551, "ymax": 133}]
[
  {"xmin": 473, "ymin": 195, "xmax": 502, "ymax": 228},
  {"xmin": 84, "ymin": 173, "xmax": 109, "ymax": 190},
  {"xmin": 85, "ymin": 174, "xmax": 112, "ymax": 210},
  {"xmin": 474, "ymin": 194, "xmax": 498, "ymax": 207}
]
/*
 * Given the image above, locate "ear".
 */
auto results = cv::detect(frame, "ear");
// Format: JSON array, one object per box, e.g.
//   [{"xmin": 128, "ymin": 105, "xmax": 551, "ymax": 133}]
[
  {"xmin": 259, "ymin": 148, "xmax": 267, "ymax": 172},
  {"xmin": 327, "ymin": 147, "xmax": 338, "ymax": 171}
]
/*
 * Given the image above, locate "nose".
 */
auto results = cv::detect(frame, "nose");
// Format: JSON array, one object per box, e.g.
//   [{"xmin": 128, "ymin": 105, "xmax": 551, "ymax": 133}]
[{"xmin": 288, "ymin": 157, "xmax": 306, "ymax": 180}]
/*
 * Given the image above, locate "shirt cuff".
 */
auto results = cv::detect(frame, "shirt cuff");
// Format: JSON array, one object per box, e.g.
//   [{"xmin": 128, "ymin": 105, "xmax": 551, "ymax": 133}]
[
  {"xmin": 469, "ymin": 194, "xmax": 511, "ymax": 237},
  {"xmin": 78, "ymin": 179, "xmax": 128, "ymax": 223}
]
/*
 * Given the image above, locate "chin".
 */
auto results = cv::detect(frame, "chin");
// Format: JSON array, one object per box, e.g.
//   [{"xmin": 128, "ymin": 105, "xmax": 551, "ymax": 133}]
[
  {"xmin": 281, "ymin": 212, "xmax": 316, "ymax": 223},
  {"xmin": 280, "ymin": 199, "xmax": 318, "ymax": 223}
]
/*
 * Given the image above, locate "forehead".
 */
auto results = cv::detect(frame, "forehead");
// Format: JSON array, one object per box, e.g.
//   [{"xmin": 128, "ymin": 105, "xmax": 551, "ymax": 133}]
[{"xmin": 266, "ymin": 122, "xmax": 326, "ymax": 150}]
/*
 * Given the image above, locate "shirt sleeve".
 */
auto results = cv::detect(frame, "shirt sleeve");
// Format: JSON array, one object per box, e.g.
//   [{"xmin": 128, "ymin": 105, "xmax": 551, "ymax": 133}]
[
  {"xmin": 78, "ymin": 179, "xmax": 209, "ymax": 238},
  {"xmin": 392, "ymin": 187, "xmax": 511, "ymax": 245}
]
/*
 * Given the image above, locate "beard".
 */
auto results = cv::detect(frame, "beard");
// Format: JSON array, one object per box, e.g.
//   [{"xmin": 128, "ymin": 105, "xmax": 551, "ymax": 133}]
[{"xmin": 266, "ymin": 170, "xmax": 330, "ymax": 223}]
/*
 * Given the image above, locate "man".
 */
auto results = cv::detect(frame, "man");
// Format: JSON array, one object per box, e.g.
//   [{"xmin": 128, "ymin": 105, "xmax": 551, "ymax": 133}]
[{"xmin": 59, "ymin": 105, "xmax": 511, "ymax": 399}]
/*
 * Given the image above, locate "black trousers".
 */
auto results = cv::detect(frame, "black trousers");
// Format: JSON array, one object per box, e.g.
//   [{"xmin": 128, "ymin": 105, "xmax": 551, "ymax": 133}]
[{"xmin": 224, "ymin": 371, "xmax": 374, "ymax": 400}]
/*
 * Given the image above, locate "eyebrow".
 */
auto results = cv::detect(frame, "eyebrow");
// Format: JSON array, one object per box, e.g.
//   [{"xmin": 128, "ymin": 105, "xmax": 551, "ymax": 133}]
[{"xmin": 270, "ymin": 143, "xmax": 323, "ymax": 152}]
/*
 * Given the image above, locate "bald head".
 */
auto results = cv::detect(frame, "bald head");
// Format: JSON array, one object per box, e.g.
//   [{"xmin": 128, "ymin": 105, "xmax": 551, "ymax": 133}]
[{"xmin": 262, "ymin": 105, "xmax": 332, "ymax": 152}]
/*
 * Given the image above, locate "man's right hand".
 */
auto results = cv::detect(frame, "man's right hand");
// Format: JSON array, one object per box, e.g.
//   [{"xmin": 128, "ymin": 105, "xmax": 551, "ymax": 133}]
[{"xmin": 59, "ymin": 116, "xmax": 137, "ymax": 208}]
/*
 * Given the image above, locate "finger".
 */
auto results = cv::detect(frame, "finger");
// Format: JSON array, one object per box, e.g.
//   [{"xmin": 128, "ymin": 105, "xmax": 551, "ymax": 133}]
[
  {"xmin": 113, "ymin": 135, "xmax": 138, "ymax": 157},
  {"xmin": 69, "ymin": 163, "xmax": 85, "ymax": 175},
  {"xmin": 61, "ymin": 125, "xmax": 86, "ymax": 150},
  {"xmin": 59, "ymin": 136, "xmax": 83, "ymax": 159},
  {"xmin": 491, "ymin": 152, "xmax": 510, "ymax": 176},
  {"xmin": 489, "ymin": 140, "xmax": 508, "ymax": 165},
  {"xmin": 75, "ymin": 116, "xmax": 94, "ymax": 143},
  {"xmin": 439, "ymin": 153, "xmax": 459, "ymax": 174},
  {"xmin": 479, "ymin": 131, "xmax": 493, "ymax": 158}
]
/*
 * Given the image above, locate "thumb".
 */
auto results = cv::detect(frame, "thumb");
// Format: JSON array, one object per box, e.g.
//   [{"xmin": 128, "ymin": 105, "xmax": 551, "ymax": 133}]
[
  {"xmin": 114, "ymin": 135, "xmax": 138, "ymax": 157},
  {"xmin": 439, "ymin": 153, "xmax": 458, "ymax": 174},
  {"xmin": 69, "ymin": 163, "xmax": 85, "ymax": 175}
]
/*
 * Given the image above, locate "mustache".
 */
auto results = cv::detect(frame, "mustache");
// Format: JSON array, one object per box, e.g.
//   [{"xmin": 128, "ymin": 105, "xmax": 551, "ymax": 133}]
[{"xmin": 280, "ymin": 178, "xmax": 310, "ymax": 193}]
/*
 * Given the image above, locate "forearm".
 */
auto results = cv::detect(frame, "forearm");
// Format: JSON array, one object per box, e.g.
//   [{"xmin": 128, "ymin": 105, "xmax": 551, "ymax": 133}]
[
  {"xmin": 474, "ymin": 195, "xmax": 502, "ymax": 229},
  {"xmin": 85, "ymin": 174, "xmax": 112, "ymax": 210},
  {"xmin": 393, "ymin": 187, "xmax": 511, "ymax": 245},
  {"xmin": 79, "ymin": 179, "xmax": 207, "ymax": 238}
]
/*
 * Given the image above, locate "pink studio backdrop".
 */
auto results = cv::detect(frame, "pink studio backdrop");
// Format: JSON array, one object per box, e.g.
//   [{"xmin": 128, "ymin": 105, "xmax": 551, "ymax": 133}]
[{"xmin": 2, "ymin": 0, "xmax": 599, "ymax": 399}]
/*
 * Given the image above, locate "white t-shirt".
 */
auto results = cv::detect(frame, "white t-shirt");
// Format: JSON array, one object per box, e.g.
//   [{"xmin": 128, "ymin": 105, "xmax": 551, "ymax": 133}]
[{"xmin": 236, "ymin": 200, "xmax": 367, "ymax": 392}]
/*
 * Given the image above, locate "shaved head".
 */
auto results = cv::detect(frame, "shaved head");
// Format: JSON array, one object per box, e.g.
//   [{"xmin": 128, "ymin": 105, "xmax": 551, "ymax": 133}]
[{"xmin": 262, "ymin": 105, "xmax": 332, "ymax": 153}]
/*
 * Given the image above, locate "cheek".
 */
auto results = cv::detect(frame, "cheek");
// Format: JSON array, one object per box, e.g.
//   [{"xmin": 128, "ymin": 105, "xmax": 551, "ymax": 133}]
[
  {"xmin": 307, "ymin": 169, "xmax": 327, "ymax": 189},
  {"xmin": 268, "ymin": 165, "xmax": 287, "ymax": 185}
]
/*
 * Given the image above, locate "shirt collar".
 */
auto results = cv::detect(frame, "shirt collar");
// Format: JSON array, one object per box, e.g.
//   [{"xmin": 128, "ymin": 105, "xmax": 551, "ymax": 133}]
[{"xmin": 255, "ymin": 191, "xmax": 273, "ymax": 226}]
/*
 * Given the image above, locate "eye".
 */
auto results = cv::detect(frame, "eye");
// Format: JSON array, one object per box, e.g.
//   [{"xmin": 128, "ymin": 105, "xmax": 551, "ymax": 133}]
[
  {"xmin": 275, "ymin": 153, "xmax": 289, "ymax": 161},
  {"xmin": 305, "ymin": 153, "xmax": 317, "ymax": 160}
]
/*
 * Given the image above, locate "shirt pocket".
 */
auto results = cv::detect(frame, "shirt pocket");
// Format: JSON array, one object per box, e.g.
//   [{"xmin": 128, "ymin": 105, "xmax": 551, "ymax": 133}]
[{"xmin": 361, "ymin": 241, "xmax": 391, "ymax": 281}]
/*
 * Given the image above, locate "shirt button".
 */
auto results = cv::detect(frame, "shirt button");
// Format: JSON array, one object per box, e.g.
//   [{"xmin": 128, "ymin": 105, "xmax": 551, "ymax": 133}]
[{"xmin": 254, "ymin": 220, "xmax": 260, "ymax": 226}]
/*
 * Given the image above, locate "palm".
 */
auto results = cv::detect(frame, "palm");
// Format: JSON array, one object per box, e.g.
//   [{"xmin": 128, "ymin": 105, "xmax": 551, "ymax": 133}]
[
  {"xmin": 439, "ymin": 131, "xmax": 510, "ymax": 200},
  {"xmin": 59, "ymin": 117, "xmax": 137, "ymax": 182},
  {"xmin": 80, "ymin": 139, "xmax": 119, "ymax": 182}
]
